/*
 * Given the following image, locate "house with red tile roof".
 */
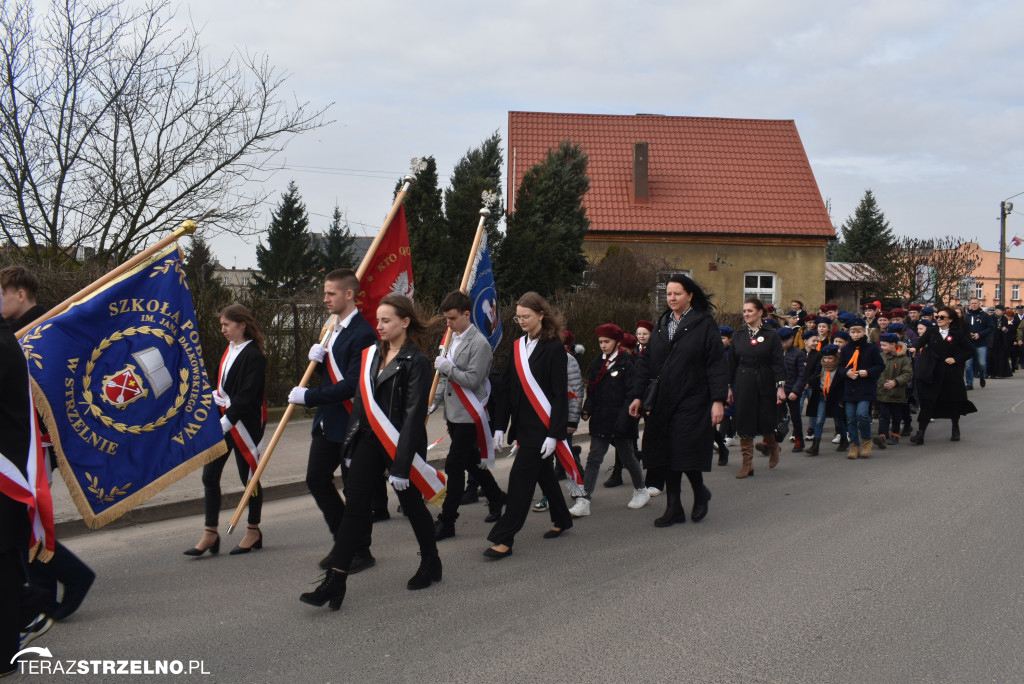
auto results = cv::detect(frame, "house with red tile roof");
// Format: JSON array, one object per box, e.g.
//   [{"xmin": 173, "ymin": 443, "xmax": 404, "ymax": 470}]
[{"xmin": 507, "ymin": 111, "xmax": 835, "ymax": 311}]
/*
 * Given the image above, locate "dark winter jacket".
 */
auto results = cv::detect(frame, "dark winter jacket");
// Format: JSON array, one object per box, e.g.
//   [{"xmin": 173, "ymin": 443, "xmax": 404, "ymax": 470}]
[
  {"xmin": 583, "ymin": 351, "xmax": 637, "ymax": 438},
  {"xmin": 964, "ymin": 308, "xmax": 995, "ymax": 348},
  {"xmin": 783, "ymin": 345, "xmax": 808, "ymax": 396},
  {"xmin": 633, "ymin": 308, "xmax": 728, "ymax": 472},
  {"xmin": 0, "ymin": 317, "xmax": 31, "ymax": 552},
  {"xmin": 838, "ymin": 337, "xmax": 885, "ymax": 403},
  {"xmin": 915, "ymin": 325, "xmax": 977, "ymax": 418},
  {"xmin": 729, "ymin": 324, "xmax": 785, "ymax": 437}
]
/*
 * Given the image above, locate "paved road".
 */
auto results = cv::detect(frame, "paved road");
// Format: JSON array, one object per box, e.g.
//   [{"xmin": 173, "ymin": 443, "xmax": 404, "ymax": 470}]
[{"xmin": 14, "ymin": 378, "xmax": 1024, "ymax": 683}]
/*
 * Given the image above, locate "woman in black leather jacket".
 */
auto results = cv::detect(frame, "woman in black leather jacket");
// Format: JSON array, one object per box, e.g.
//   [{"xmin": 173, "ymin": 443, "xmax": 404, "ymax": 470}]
[{"xmin": 301, "ymin": 294, "xmax": 439, "ymax": 611}]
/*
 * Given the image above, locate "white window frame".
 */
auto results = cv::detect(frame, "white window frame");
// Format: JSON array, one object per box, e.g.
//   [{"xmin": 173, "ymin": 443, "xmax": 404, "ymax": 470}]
[
  {"xmin": 1014, "ymin": 284, "xmax": 1020, "ymax": 301},
  {"xmin": 995, "ymin": 284, "xmax": 1002, "ymax": 302},
  {"xmin": 743, "ymin": 271, "xmax": 777, "ymax": 306},
  {"xmin": 976, "ymin": 283, "xmax": 984, "ymax": 299}
]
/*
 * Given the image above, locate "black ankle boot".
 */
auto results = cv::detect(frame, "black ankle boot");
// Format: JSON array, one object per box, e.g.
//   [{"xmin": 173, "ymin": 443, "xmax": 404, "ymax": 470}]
[
  {"xmin": 484, "ymin": 493, "xmax": 506, "ymax": 523},
  {"xmin": 300, "ymin": 569, "xmax": 347, "ymax": 610},
  {"xmin": 910, "ymin": 426, "xmax": 927, "ymax": 445},
  {"xmin": 805, "ymin": 438, "xmax": 820, "ymax": 456},
  {"xmin": 654, "ymin": 491, "xmax": 685, "ymax": 527},
  {"xmin": 951, "ymin": 424, "xmax": 960, "ymax": 442},
  {"xmin": 603, "ymin": 469, "xmax": 623, "ymax": 488},
  {"xmin": 691, "ymin": 485, "xmax": 711, "ymax": 523},
  {"xmin": 717, "ymin": 445, "xmax": 729, "ymax": 466},
  {"xmin": 407, "ymin": 554, "xmax": 442, "ymax": 590}
]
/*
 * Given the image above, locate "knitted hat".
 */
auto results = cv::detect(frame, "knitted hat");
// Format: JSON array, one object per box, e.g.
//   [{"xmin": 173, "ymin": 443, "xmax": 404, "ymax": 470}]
[{"xmin": 595, "ymin": 323, "xmax": 624, "ymax": 342}]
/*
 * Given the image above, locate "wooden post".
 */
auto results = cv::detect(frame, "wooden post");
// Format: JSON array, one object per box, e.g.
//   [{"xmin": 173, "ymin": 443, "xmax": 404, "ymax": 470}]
[{"xmin": 226, "ymin": 176, "xmax": 417, "ymax": 534}]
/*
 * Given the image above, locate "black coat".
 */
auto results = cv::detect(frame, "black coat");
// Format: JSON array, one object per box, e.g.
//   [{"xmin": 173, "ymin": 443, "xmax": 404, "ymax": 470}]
[
  {"xmin": 218, "ymin": 342, "xmax": 267, "ymax": 450},
  {"xmin": 305, "ymin": 313, "xmax": 378, "ymax": 442},
  {"xmin": 803, "ymin": 349, "xmax": 822, "ymax": 417},
  {"xmin": 729, "ymin": 325, "xmax": 785, "ymax": 438},
  {"xmin": 633, "ymin": 309, "xmax": 728, "ymax": 472},
  {"xmin": 495, "ymin": 336, "xmax": 568, "ymax": 448},
  {"xmin": 0, "ymin": 317, "xmax": 30, "ymax": 552},
  {"xmin": 915, "ymin": 326, "xmax": 977, "ymax": 418},
  {"xmin": 806, "ymin": 364, "xmax": 846, "ymax": 420},
  {"xmin": 783, "ymin": 346, "xmax": 808, "ymax": 395},
  {"xmin": 343, "ymin": 341, "xmax": 431, "ymax": 479},
  {"xmin": 838, "ymin": 337, "xmax": 885, "ymax": 403},
  {"xmin": 989, "ymin": 316, "xmax": 1018, "ymax": 378},
  {"xmin": 582, "ymin": 352, "xmax": 637, "ymax": 438}
]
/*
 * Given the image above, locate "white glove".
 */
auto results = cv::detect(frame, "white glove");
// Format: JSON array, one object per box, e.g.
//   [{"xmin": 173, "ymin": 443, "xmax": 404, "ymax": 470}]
[
  {"xmin": 212, "ymin": 390, "xmax": 230, "ymax": 408},
  {"xmin": 427, "ymin": 402, "xmax": 439, "ymax": 415},
  {"xmin": 308, "ymin": 343, "xmax": 328, "ymax": 363},
  {"xmin": 540, "ymin": 437, "xmax": 557, "ymax": 459},
  {"xmin": 220, "ymin": 416, "xmax": 232, "ymax": 434},
  {"xmin": 288, "ymin": 386, "xmax": 307, "ymax": 405},
  {"xmin": 344, "ymin": 458, "xmax": 351, "ymax": 468},
  {"xmin": 434, "ymin": 356, "xmax": 453, "ymax": 375},
  {"xmin": 493, "ymin": 430, "xmax": 506, "ymax": 448},
  {"xmin": 388, "ymin": 475, "xmax": 410, "ymax": 491}
]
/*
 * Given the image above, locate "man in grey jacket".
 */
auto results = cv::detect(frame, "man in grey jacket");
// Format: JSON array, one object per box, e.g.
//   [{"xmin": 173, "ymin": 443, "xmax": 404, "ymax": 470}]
[{"xmin": 432, "ymin": 291, "xmax": 506, "ymax": 540}]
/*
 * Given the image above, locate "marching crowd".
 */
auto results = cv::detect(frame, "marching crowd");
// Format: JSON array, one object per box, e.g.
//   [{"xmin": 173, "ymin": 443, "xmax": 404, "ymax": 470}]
[{"xmin": 0, "ymin": 264, "xmax": 1007, "ymax": 664}]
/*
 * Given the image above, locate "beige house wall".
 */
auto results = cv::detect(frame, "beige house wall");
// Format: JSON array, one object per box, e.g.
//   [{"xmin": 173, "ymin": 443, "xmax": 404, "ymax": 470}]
[{"xmin": 583, "ymin": 235, "xmax": 827, "ymax": 313}]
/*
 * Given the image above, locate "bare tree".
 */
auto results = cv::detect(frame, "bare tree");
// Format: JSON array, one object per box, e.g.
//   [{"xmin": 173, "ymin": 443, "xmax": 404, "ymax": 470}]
[
  {"xmin": 0, "ymin": 0, "xmax": 329, "ymax": 263},
  {"xmin": 886, "ymin": 236, "xmax": 981, "ymax": 305}
]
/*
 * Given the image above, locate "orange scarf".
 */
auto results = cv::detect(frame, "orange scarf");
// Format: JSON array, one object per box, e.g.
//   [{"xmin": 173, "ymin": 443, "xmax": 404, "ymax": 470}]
[{"xmin": 845, "ymin": 348, "xmax": 860, "ymax": 373}]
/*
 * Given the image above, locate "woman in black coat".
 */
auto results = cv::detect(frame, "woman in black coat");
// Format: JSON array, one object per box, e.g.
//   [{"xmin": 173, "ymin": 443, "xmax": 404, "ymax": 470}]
[
  {"xmin": 486, "ymin": 292, "xmax": 574, "ymax": 558},
  {"xmin": 629, "ymin": 275, "xmax": 728, "ymax": 527},
  {"xmin": 729, "ymin": 298, "xmax": 786, "ymax": 477},
  {"xmin": 185, "ymin": 304, "xmax": 267, "ymax": 557},
  {"xmin": 301, "ymin": 294, "xmax": 438, "ymax": 610},
  {"xmin": 910, "ymin": 306, "xmax": 976, "ymax": 444}
]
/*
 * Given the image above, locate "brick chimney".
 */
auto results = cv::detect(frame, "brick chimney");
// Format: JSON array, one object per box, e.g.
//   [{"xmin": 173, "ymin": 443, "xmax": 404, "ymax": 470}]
[{"xmin": 633, "ymin": 142, "xmax": 649, "ymax": 204}]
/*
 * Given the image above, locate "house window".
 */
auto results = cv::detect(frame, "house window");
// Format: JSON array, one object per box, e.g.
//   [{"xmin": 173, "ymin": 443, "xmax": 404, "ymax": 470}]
[
  {"xmin": 743, "ymin": 272, "xmax": 776, "ymax": 306},
  {"xmin": 995, "ymin": 284, "xmax": 1002, "ymax": 302},
  {"xmin": 976, "ymin": 283, "xmax": 984, "ymax": 299},
  {"xmin": 1014, "ymin": 284, "xmax": 1020, "ymax": 301}
]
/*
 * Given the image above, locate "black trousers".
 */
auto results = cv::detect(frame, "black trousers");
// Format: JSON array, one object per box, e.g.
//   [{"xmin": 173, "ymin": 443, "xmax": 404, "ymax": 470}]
[
  {"xmin": 488, "ymin": 441, "xmax": 572, "ymax": 548},
  {"xmin": 27, "ymin": 540, "xmax": 95, "ymax": 616},
  {"xmin": 203, "ymin": 444, "xmax": 262, "ymax": 527},
  {"xmin": 785, "ymin": 398, "xmax": 803, "ymax": 440},
  {"xmin": 329, "ymin": 432, "xmax": 436, "ymax": 570},
  {"xmin": 439, "ymin": 422, "xmax": 503, "ymax": 524},
  {"xmin": 307, "ymin": 428, "xmax": 389, "ymax": 535},
  {"xmin": 0, "ymin": 549, "xmax": 23, "ymax": 672}
]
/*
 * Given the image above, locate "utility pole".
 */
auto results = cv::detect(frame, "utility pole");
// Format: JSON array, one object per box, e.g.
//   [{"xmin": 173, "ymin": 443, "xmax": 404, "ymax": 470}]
[{"xmin": 1000, "ymin": 201, "xmax": 1012, "ymax": 306}]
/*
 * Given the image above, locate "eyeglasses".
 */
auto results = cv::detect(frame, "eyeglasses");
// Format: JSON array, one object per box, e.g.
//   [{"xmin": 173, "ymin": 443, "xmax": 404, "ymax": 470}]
[
  {"xmin": 935, "ymin": 314, "xmax": 950, "ymax": 320},
  {"xmin": 513, "ymin": 314, "xmax": 534, "ymax": 323}
]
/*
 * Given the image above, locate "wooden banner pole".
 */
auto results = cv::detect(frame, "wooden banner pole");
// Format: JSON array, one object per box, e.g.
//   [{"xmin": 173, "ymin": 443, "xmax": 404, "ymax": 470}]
[{"xmin": 226, "ymin": 176, "xmax": 417, "ymax": 534}]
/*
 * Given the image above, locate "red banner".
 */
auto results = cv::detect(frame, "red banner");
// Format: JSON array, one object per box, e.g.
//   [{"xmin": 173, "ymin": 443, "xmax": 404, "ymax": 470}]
[{"xmin": 356, "ymin": 206, "xmax": 414, "ymax": 330}]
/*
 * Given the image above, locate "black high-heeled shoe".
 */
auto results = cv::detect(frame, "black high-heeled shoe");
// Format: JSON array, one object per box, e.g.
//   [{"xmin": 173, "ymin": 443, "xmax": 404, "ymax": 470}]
[
  {"xmin": 407, "ymin": 554, "xmax": 442, "ymax": 590},
  {"xmin": 300, "ymin": 569, "xmax": 347, "ymax": 610},
  {"xmin": 230, "ymin": 527, "xmax": 263, "ymax": 555},
  {"xmin": 183, "ymin": 530, "xmax": 220, "ymax": 557}
]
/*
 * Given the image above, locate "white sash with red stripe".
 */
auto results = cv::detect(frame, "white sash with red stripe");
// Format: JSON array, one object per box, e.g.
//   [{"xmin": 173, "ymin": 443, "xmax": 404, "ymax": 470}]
[
  {"xmin": 217, "ymin": 347, "xmax": 266, "ymax": 478},
  {"xmin": 325, "ymin": 328, "xmax": 355, "ymax": 414},
  {"xmin": 359, "ymin": 346, "xmax": 446, "ymax": 505},
  {"xmin": 0, "ymin": 365, "xmax": 55, "ymax": 561},
  {"xmin": 513, "ymin": 337, "xmax": 585, "ymax": 495},
  {"xmin": 449, "ymin": 378, "xmax": 495, "ymax": 468}
]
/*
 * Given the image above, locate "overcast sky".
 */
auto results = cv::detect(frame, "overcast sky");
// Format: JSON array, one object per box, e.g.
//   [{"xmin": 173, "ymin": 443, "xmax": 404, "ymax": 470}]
[{"xmin": 170, "ymin": 0, "xmax": 1024, "ymax": 268}]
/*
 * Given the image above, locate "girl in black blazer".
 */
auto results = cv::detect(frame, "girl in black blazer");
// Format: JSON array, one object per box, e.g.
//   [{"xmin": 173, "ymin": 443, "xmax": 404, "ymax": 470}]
[
  {"xmin": 485, "ymin": 292, "xmax": 573, "ymax": 559},
  {"xmin": 301, "ymin": 294, "xmax": 438, "ymax": 611},
  {"xmin": 185, "ymin": 304, "xmax": 267, "ymax": 557}
]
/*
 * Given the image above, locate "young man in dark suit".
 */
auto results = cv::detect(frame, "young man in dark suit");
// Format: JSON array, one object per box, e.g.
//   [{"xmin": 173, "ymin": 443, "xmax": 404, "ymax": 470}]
[{"xmin": 288, "ymin": 268, "xmax": 379, "ymax": 571}]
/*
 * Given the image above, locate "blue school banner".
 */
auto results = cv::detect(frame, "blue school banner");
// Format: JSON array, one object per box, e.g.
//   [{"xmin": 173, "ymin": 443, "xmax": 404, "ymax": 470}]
[
  {"xmin": 20, "ymin": 244, "xmax": 226, "ymax": 528},
  {"xmin": 468, "ymin": 235, "xmax": 502, "ymax": 350}
]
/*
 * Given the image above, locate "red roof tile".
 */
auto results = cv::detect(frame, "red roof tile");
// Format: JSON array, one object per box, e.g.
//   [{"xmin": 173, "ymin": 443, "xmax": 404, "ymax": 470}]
[{"xmin": 508, "ymin": 111, "xmax": 835, "ymax": 238}]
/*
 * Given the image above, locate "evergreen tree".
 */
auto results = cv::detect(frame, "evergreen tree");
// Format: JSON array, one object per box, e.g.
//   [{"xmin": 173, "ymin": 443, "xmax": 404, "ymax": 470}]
[
  {"xmin": 443, "ymin": 131, "xmax": 505, "ymax": 276},
  {"xmin": 398, "ymin": 158, "xmax": 447, "ymax": 302},
  {"xmin": 319, "ymin": 206, "xmax": 357, "ymax": 271},
  {"xmin": 496, "ymin": 140, "xmax": 590, "ymax": 298},
  {"xmin": 252, "ymin": 181, "xmax": 318, "ymax": 297},
  {"xmin": 183, "ymin": 234, "xmax": 221, "ymax": 289},
  {"xmin": 836, "ymin": 189, "xmax": 895, "ymax": 267}
]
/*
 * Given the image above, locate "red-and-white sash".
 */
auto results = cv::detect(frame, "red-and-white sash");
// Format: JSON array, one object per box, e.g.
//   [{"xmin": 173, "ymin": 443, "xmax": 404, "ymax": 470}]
[
  {"xmin": 217, "ymin": 347, "xmax": 267, "ymax": 478},
  {"xmin": 0, "ymin": 364, "xmax": 55, "ymax": 562},
  {"xmin": 449, "ymin": 378, "xmax": 495, "ymax": 468},
  {"xmin": 325, "ymin": 329, "xmax": 354, "ymax": 414},
  {"xmin": 359, "ymin": 346, "xmax": 446, "ymax": 505},
  {"xmin": 513, "ymin": 337, "xmax": 584, "ymax": 491}
]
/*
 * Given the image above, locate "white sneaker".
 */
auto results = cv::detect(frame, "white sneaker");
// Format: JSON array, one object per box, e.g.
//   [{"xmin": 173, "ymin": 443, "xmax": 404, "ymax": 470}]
[
  {"xmin": 831, "ymin": 434, "xmax": 841, "ymax": 444},
  {"xmin": 723, "ymin": 436, "xmax": 735, "ymax": 447},
  {"xmin": 647, "ymin": 486, "xmax": 663, "ymax": 497},
  {"xmin": 568, "ymin": 497, "xmax": 591, "ymax": 517},
  {"xmin": 627, "ymin": 488, "xmax": 651, "ymax": 509}
]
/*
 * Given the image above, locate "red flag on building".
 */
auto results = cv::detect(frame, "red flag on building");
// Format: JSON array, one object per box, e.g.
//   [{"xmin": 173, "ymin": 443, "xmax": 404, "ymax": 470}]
[{"xmin": 355, "ymin": 206, "xmax": 414, "ymax": 330}]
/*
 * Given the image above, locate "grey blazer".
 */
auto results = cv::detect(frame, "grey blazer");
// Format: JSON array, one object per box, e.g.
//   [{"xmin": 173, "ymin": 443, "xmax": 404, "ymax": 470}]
[{"xmin": 433, "ymin": 324, "xmax": 493, "ymax": 424}]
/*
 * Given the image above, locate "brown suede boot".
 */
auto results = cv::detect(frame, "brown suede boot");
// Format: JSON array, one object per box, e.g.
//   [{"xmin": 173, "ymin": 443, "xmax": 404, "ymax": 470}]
[
  {"xmin": 766, "ymin": 434, "xmax": 781, "ymax": 468},
  {"xmin": 847, "ymin": 442, "xmax": 860, "ymax": 459},
  {"xmin": 859, "ymin": 439, "xmax": 872, "ymax": 458},
  {"xmin": 736, "ymin": 439, "xmax": 755, "ymax": 479}
]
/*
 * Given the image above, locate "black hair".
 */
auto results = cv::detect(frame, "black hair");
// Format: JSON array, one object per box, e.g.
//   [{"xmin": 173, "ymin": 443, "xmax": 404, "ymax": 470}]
[{"xmin": 667, "ymin": 274, "xmax": 714, "ymax": 312}]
